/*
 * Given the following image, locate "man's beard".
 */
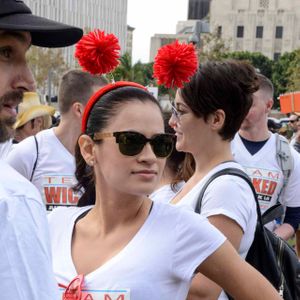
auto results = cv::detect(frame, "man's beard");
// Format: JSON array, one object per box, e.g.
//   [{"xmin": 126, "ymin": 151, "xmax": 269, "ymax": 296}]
[{"xmin": 0, "ymin": 90, "xmax": 23, "ymax": 143}]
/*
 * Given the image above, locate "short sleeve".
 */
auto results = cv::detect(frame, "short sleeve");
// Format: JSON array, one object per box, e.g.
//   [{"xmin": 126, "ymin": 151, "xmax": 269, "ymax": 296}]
[
  {"xmin": 5, "ymin": 136, "xmax": 37, "ymax": 180},
  {"xmin": 201, "ymin": 175, "xmax": 256, "ymax": 233},
  {"xmin": 280, "ymin": 148, "xmax": 300, "ymax": 208},
  {"xmin": 172, "ymin": 209, "xmax": 226, "ymax": 281}
]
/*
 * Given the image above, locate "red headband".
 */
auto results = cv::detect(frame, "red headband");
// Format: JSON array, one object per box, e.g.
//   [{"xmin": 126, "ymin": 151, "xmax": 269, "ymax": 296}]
[{"xmin": 81, "ymin": 81, "xmax": 148, "ymax": 133}]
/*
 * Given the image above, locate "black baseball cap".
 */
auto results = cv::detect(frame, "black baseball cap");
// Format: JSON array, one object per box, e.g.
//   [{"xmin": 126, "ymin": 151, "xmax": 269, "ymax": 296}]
[{"xmin": 0, "ymin": 0, "xmax": 83, "ymax": 47}]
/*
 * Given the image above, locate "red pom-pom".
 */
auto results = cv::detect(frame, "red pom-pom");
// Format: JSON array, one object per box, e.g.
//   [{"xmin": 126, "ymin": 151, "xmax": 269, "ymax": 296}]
[
  {"xmin": 153, "ymin": 40, "xmax": 198, "ymax": 88},
  {"xmin": 75, "ymin": 29, "xmax": 121, "ymax": 75}
]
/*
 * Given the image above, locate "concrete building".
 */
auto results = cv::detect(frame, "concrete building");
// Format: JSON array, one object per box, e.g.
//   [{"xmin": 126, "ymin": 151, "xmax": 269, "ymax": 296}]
[
  {"xmin": 188, "ymin": 0, "xmax": 211, "ymax": 20},
  {"xmin": 149, "ymin": 19, "xmax": 209, "ymax": 62},
  {"xmin": 126, "ymin": 25, "xmax": 135, "ymax": 58},
  {"xmin": 24, "ymin": 0, "xmax": 128, "ymax": 66},
  {"xmin": 210, "ymin": 0, "xmax": 300, "ymax": 60}
]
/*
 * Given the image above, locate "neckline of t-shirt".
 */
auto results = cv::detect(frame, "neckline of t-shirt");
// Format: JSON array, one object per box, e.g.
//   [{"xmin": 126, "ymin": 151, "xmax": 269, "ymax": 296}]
[
  {"xmin": 48, "ymin": 128, "xmax": 74, "ymax": 159},
  {"xmin": 237, "ymin": 132, "xmax": 274, "ymax": 159},
  {"xmin": 66, "ymin": 202, "xmax": 161, "ymax": 281},
  {"xmin": 175, "ymin": 161, "xmax": 242, "ymax": 205}
]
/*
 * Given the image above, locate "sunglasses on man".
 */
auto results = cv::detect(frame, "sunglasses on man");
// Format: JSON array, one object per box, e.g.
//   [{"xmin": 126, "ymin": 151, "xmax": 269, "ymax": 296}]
[{"xmin": 93, "ymin": 131, "xmax": 175, "ymax": 158}]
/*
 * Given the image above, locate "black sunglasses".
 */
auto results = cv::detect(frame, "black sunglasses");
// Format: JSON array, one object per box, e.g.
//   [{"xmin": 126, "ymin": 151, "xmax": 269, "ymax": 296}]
[{"xmin": 93, "ymin": 131, "xmax": 175, "ymax": 158}]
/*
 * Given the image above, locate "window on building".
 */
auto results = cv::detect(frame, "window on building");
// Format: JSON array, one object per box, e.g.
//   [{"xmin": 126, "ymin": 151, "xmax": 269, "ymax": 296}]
[
  {"xmin": 259, "ymin": 0, "xmax": 269, "ymax": 9},
  {"xmin": 217, "ymin": 26, "xmax": 222, "ymax": 38},
  {"xmin": 237, "ymin": 26, "xmax": 244, "ymax": 38},
  {"xmin": 256, "ymin": 26, "xmax": 263, "ymax": 38},
  {"xmin": 274, "ymin": 53, "xmax": 281, "ymax": 61},
  {"xmin": 275, "ymin": 26, "xmax": 283, "ymax": 38}
]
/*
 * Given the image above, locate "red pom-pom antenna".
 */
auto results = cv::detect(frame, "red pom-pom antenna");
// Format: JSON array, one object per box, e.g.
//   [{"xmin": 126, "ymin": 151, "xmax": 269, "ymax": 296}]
[
  {"xmin": 75, "ymin": 29, "xmax": 121, "ymax": 75},
  {"xmin": 153, "ymin": 40, "xmax": 198, "ymax": 88}
]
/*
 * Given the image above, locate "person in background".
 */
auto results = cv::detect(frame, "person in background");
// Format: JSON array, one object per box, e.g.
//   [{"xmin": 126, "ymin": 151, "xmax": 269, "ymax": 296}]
[
  {"xmin": 288, "ymin": 113, "xmax": 300, "ymax": 146},
  {"xmin": 167, "ymin": 60, "xmax": 258, "ymax": 300},
  {"xmin": 13, "ymin": 92, "xmax": 55, "ymax": 143},
  {"xmin": 49, "ymin": 81, "xmax": 281, "ymax": 300},
  {"xmin": 0, "ymin": 0, "xmax": 82, "ymax": 299},
  {"xmin": 150, "ymin": 111, "xmax": 188, "ymax": 203},
  {"xmin": 6, "ymin": 70, "xmax": 107, "ymax": 211},
  {"xmin": 232, "ymin": 74, "xmax": 300, "ymax": 241}
]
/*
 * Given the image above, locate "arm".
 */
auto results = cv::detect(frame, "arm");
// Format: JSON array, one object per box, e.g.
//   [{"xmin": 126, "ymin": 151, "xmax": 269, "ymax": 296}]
[
  {"xmin": 197, "ymin": 240, "xmax": 282, "ymax": 300},
  {"xmin": 274, "ymin": 206, "xmax": 300, "ymax": 240},
  {"xmin": 0, "ymin": 195, "xmax": 59, "ymax": 300},
  {"xmin": 187, "ymin": 215, "xmax": 243, "ymax": 300}
]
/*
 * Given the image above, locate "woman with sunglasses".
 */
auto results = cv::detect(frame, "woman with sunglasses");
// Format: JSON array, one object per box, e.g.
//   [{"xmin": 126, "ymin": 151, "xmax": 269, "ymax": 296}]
[
  {"xmin": 168, "ymin": 60, "xmax": 263, "ymax": 300},
  {"xmin": 48, "ymin": 81, "xmax": 281, "ymax": 300}
]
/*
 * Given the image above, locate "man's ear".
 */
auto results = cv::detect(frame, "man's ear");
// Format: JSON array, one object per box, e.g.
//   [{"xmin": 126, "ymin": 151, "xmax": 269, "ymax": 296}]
[
  {"xmin": 266, "ymin": 98, "xmax": 274, "ymax": 113},
  {"xmin": 78, "ymin": 134, "xmax": 95, "ymax": 166},
  {"xmin": 72, "ymin": 102, "xmax": 84, "ymax": 118},
  {"xmin": 209, "ymin": 109, "xmax": 226, "ymax": 131}
]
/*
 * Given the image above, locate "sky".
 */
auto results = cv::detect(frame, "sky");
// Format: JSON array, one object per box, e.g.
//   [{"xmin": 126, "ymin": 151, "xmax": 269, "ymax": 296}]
[{"xmin": 127, "ymin": 0, "xmax": 188, "ymax": 64}]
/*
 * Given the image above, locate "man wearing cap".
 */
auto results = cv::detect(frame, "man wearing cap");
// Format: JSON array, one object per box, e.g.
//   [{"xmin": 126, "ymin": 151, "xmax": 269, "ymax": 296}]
[
  {"xmin": 13, "ymin": 92, "xmax": 55, "ymax": 143},
  {"xmin": 0, "ymin": 0, "xmax": 82, "ymax": 299}
]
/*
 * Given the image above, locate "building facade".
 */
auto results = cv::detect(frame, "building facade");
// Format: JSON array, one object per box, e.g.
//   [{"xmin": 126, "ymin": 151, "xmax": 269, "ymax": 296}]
[
  {"xmin": 126, "ymin": 25, "xmax": 135, "ymax": 58},
  {"xmin": 210, "ymin": 0, "xmax": 300, "ymax": 60},
  {"xmin": 24, "ymin": 0, "xmax": 128, "ymax": 66},
  {"xmin": 149, "ymin": 20, "xmax": 209, "ymax": 62},
  {"xmin": 188, "ymin": 0, "xmax": 211, "ymax": 20}
]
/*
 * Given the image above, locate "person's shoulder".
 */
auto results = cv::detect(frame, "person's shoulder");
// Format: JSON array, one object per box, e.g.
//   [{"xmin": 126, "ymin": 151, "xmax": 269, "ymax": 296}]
[
  {"xmin": 48, "ymin": 205, "xmax": 92, "ymax": 225},
  {"xmin": 0, "ymin": 161, "xmax": 42, "ymax": 202}
]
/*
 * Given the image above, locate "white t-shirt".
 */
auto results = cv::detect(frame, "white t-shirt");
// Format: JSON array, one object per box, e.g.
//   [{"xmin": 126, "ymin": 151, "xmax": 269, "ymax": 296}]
[
  {"xmin": 0, "ymin": 139, "xmax": 13, "ymax": 159},
  {"xmin": 150, "ymin": 181, "xmax": 185, "ymax": 204},
  {"xmin": 48, "ymin": 203, "xmax": 226, "ymax": 300},
  {"xmin": 231, "ymin": 133, "xmax": 300, "ymax": 230},
  {"xmin": 174, "ymin": 161, "xmax": 257, "ymax": 300},
  {"xmin": 0, "ymin": 160, "xmax": 59, "ymax": 300},
  {"xmin": 6, "ymin": 128, "xmax": 81, "ymax": 211}
]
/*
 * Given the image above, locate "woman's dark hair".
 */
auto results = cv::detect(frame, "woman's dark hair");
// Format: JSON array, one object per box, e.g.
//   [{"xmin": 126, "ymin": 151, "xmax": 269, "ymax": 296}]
[
  {"xmin": 163, "ymin": 112, "xmax": 186, "ymax": 191},
  {"xmin": 74, "ymin": 86, "xmax": 161, "ymax": 207},
  {"xmin": 180, "ymin": 59, "xmax": 259, "ymax": 141}
]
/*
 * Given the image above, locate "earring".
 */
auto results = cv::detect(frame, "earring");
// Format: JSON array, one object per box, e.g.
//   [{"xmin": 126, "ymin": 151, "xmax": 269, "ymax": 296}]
[{"xmin": 89, "ymin": 159, "xmax": 94, "ymax": 166}]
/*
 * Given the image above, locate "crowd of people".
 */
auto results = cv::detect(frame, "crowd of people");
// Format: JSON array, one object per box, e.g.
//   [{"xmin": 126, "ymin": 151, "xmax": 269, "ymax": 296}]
[{"xmin": 0, "ymin": 1, "xmax": 299, "ymax": 300}]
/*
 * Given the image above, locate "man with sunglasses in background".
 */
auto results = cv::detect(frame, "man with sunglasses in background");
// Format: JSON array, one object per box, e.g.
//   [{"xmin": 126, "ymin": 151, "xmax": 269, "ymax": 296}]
[
  {"xmin": 289, "ymin": 113, "xmax": 300, "ymax": 152},
  {"xmin": 0, "ymin": 0, "xmax": 82, "ymax": 299}
]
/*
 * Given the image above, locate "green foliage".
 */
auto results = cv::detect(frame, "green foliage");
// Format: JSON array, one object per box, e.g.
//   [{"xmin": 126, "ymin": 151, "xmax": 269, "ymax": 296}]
[
  {"xmin": 27, "ymin": 46, "xmax": 69, "ymax": 95},
  {"xmin": 222, "ymin": 51, "xmax": 273, "ymax": 79},
  {"xmin": 112, "ymin": 53, "xmax": 155, "ymax": 87},
  {"xmin": 272, "ymin": 50, "xmax": 298, "ymax": 101},
  {"xmin": 286, "ymin": 49, "xmax": 300, "ymax": 92},
  {"xmin": 198, "ymin": 29, "xmax": 230, "ymax": 62}
]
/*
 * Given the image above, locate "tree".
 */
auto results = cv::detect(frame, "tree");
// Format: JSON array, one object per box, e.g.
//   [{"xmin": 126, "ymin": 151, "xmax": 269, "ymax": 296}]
[
  {"xmin": 286, "ymin": 49, "xmax": 300, "ymax": 91},
  {"xmin": 112, "ymin": 53, "xmax": 155, "ymax": 86},
  {"xmin": 222, "ymin": 51, "xmax": 273, "ymax": 79},
  {"xmin": 198, "ymin": 29, "xmax": 230, "ymax": 62},
  {"xmin": 272, "ymin": 50, "xmax": 298, "ymax": 101},
  {"xmin": 27, "ymin": 46, "xmax": 69, "ymax": 96}
]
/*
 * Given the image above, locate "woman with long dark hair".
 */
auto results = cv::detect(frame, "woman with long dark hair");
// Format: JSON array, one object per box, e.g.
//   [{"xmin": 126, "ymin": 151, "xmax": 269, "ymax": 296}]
[{"xmin": 48, "ymin": 81, "xmax": 281, "ymax": 300}]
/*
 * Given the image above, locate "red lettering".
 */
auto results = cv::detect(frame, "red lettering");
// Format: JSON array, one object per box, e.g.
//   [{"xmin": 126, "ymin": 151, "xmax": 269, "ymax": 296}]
[
  {"xmin": 267, "ymin": 181, "xmax": 277, "ymax": 195},
  {"xmin": 267, "ymin": 172, "xmax": 280, "ymax": 180},
  {"xmin": 104, "ymin": 296, "xmax": 124, "ymax": 300},
  {"xmin": 46, "ymin": 176, "xmax": 56, "ymax": 184},
  {"xmin": 44, "ymin": 187, "xmax": 62, "ymax": 204},
  {"xmin": 62, "ymin": 187, "xmax": 67, "ymax": 203},
  {"xmin": 61, "ymin": 177, "xmax": 73, "ymax": 184},
  {"xmin": 68, "ymin": 188, "xmax": 79, "ymax": 204},
  {"xmin": 252, "ymin": 178, "xmax": 262, "ymax": 193},
  {"xmin": 252, "ymin": 169, "xmax": 263, "ymax": 177},
  {"xmin": 261, "ymin": 180, "xmax": 269, "ymax": 194}
]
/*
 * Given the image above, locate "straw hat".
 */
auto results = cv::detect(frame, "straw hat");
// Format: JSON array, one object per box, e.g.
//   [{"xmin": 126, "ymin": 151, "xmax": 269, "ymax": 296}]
[{"xmin": 14, "ymin": 92, "xmax": 55, "ymax": 129}]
